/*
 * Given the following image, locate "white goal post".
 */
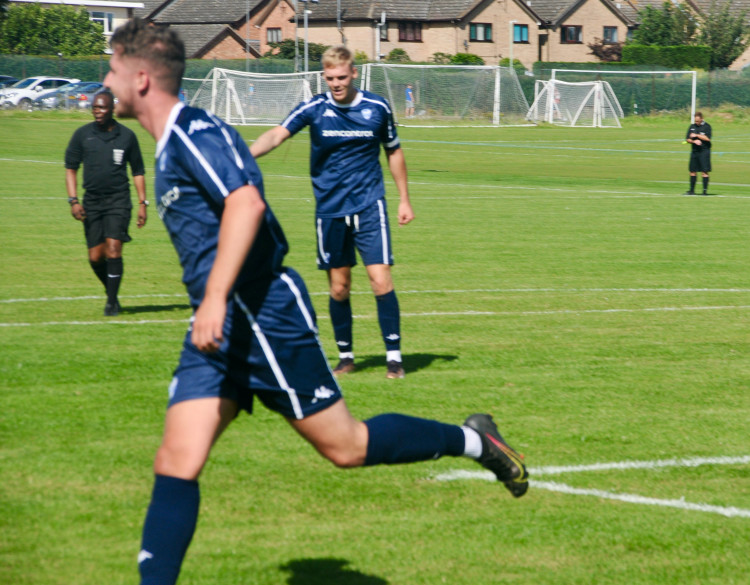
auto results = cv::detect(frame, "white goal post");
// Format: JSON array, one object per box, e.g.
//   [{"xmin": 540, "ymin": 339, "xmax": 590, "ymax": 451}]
[
  {"xmin": 359, "ymin": 63, "xmax": 532, "ymax": 126},
  {"xmin": 548, "ymin": 69, "xmax": 697, "ymax": 121},
  {"xmin": 526, "ymin": 79, "xmax": 624, "ymax": 127},
  {"xmin": 189, "ymin": 68, "xmax": 324, "ymax": 126}
]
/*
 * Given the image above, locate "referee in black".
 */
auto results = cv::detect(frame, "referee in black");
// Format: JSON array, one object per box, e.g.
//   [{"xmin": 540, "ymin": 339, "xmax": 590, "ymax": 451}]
[
  {"xmin": 65, "ymin": 90, "xmax": 147, "ymax": 316},
  {"xmin": 684, "ymin": 111, "xmax": 712, "ymax": 196}
]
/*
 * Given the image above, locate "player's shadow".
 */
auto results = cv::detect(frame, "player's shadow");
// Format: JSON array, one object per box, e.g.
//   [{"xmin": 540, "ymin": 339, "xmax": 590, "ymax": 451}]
[
  {"xmin": 352, "ymin": 352, "xmax": 457, "ymax": 375},
  {"xmin": 280, "ymin": 558, "xmax": 388, "ymax": 585},
  {"xmin": 121, "ymin": 303, "xmax": 191, "ymax": 314}
]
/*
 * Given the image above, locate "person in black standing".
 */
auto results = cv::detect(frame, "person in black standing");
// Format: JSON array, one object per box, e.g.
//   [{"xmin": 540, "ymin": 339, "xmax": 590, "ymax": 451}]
[
  {"xmin": 65, "ymin": 90, "xmax": 148, "ymax": 315},
  {"xmin": 684, "ymin": 111, "xmax": 712, "ymax": 196}
]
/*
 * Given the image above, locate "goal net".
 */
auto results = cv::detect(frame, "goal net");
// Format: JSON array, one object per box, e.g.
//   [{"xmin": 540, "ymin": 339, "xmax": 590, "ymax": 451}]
[
  {"xmin": 359, "ymin": 63, "xmax": 532, "ymax": 126},
  {"xmin": 526, "ymin": 79, "xmax": 624, "ymax": 127},
  {"xmin": 189, "ymin": 68, "xmax": 324, "ymax": 125},
  {"xmin": 547, "ymin": 69, "xmax": 697, "ymax": 119}
]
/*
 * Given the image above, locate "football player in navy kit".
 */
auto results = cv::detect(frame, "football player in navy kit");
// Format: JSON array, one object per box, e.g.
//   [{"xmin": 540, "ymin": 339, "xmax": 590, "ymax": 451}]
[
  {"xmin": 684, "ymin": 111, "xmax": 712, "ymax": 196},
  {"xmin": 252, "ymin": 46, "xmax": 413, "ymax": 379},
  {"xmin": 104, "ymin": 20, "xmax": 527, "ymax": 585}
]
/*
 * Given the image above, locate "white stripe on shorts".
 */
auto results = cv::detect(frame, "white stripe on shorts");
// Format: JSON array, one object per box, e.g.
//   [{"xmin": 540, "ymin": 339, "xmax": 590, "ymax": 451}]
[
  {"xmin": 377, "ymin": 199, "xmax": 389, "ymax": 264},
  {"xmin": 316, "ymin": 218, "xmax": 327, "ymax": 264},
  {"xmin": 233, "ymin": 291, "xmax": 304, "ymax": 419}
]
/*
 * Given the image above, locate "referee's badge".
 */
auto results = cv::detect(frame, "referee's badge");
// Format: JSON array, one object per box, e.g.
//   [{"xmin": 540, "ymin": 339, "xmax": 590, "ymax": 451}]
[
  {"xmin": 362, "ymin": 108, "xmax": 372, "ymax": 120},
  {"xmin": 113, "ymin": 149, "xmax": 124, "ymax": 165}
]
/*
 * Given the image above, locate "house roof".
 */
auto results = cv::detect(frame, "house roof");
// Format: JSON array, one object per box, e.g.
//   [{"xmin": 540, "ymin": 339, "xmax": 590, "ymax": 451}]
[
  {"xmin": 148, "ymin": 0, "xmax": 266, "ymax": 23},
  {"xmin": 168, "ymin": 23, "xmax": 261, "ymax": 58}
]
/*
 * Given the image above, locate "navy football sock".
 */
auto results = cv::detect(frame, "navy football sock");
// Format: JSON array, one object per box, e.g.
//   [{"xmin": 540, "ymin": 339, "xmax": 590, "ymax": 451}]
[
  {"xmin": 702, "ymin": 176, "xmax": 709, "ymax": 192},
  {"xmin": 89, "ymin": 260, "xmax": 108, "ymax": 288},
  {"xmin": 375, "ymin": 290, "xmax": 400, "ymax": 352},
  {"xmin": 106, "ymin": 257, "xmax": 123, "ymax": 305},
  {"xmin": 364, "ymin": 413, "xmax": 465, "ymax": 466},
  {"xmin": 329, "ymin": 296, "xmax": 353, "ymax": 354},
  {"xmin": 139, "ymin": 475, "xmax": 200, "ymax": 585},
  {"xmin": 690, "ymin": 175, "xmax": 697, "ymax": 192}
]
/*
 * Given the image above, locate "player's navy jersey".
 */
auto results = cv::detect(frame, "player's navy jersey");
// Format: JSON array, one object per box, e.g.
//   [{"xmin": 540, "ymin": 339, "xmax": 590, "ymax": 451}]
[
  {"xmin": 281, "ymin": 89, "xmax": 400, "ymax": 218},
  {"xmin": 687, "ymin": 121, "xmax": 712, "ymax": 152},
  {"xmin": 155, "ymin": 103, "xmax": 288, "ymax": 307}
]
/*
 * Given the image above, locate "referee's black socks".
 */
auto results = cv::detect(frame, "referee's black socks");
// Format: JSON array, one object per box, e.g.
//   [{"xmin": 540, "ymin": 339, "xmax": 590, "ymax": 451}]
[
  {"xmin": 106, "ymin": 257, "xmax": 123, "ymax": 305},
  {"xmin": 690, "ymin": 175, "xmax": 697, "ymax": 193},
  {"xmin": 702, "ymin": 176, "xmax": 709, "ymax": 193},
  {"xmin": 89, "ymin": 260, "xmax": 108, "ymax": 288}
]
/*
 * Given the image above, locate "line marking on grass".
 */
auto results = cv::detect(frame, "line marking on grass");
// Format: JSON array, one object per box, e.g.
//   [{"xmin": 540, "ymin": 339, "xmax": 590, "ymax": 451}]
[
  {"xmin": 3, "ymin": 288, "xmax": 750, "ymax": 304},
  {"xmin": 2, "ymin": 304, "xmax": 750, "ymax": 327},
  {"xmin": 435, "ymin": 456, "xmax": 750, "ymax": 519}
]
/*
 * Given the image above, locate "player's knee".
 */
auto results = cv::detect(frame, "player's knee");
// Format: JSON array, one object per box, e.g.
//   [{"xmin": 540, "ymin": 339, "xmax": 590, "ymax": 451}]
[
  {"xmin": 153, "ymin": 445, "xmax": 203, "ymax": 480},
  {"xmin": 322, "ymin": 446, "xmax": 365, "ymax": 468},
  {"xmin": 330, "ymin": 281, "xmax": 351, "ymax": 301}
]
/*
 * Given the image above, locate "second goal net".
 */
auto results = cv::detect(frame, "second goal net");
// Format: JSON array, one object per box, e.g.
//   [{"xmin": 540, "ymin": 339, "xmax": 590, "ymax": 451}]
[{"xmin": 526, "ymin": 79, "xmax": 624, "ymax": 127}]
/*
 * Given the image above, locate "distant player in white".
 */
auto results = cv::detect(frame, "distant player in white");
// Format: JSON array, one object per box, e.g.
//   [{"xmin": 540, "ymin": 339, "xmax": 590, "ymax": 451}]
[{"xmin": 252, "ymin": 45, "xmax": 414, "ymax": 379}]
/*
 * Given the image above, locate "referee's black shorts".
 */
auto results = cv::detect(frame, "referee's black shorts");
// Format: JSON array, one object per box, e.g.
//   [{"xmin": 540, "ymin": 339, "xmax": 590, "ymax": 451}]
[
  {"xmin": 689, "ymin": 150, "xmax": 711, "ymax": 173},
  {"xmin": 82, "ymin": 192, "xmax": 132, "ymax": 248}
]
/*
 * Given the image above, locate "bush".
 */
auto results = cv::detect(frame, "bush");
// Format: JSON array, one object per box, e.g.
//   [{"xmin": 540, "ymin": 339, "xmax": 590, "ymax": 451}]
[
  {"xmin": 622, "ymin": 44, "xmax": 711, "ymax": 70},
  {"xmin": 386, "ymin": 48, "xmax": 410, "ymax": 63},
  {"xmin": 450, "ymin": 53, "xmax": 484, "ymax": 65}
]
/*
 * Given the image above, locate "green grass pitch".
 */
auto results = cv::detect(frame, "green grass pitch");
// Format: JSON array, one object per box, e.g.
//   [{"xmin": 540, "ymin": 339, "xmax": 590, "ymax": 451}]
[{"xmin": 1, "ymin": 109, "xmax": 749, "ymax": 585}]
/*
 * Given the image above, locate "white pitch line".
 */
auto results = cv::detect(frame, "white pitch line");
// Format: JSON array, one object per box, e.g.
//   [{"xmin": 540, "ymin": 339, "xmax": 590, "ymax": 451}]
[
  {"xmin": 2, "ymin": 287, "xmax": 750, "ymax": 304},
  {"xmin": 434, "ymin": 456, "xmax": 750, "ymax": 519}
]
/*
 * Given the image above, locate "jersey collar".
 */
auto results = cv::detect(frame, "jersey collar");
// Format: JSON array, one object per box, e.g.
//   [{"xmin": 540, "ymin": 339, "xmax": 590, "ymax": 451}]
[
  {"xmin": 326, "ymin": 89, "xmax": 362, "ymax": 108},
  {"xmin": 156, "ymin": 101, "xmax": 185, "ymax": 158}
]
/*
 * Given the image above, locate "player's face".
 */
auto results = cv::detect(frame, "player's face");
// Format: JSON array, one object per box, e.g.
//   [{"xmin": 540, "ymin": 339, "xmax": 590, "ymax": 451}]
[
  {"xmin": 92, "ymin": 94, "xmax": 114, "ymax": 126},
  {"xmin": 323, "ymin": 63, "xmax": 358, "ymax": 104},
  {"xmin": 694, "ymin": 114, "xmax": 703, "ymax": 124},
  {"xmin": 104, "ymin": 49, "xmax": 136, "ymax": 118}
]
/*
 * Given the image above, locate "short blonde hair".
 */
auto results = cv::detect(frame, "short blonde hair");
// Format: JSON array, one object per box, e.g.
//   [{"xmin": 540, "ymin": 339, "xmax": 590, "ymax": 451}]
[{"xmin": 322, "ymin": 45, "xmax": 354, "ymax": 69}]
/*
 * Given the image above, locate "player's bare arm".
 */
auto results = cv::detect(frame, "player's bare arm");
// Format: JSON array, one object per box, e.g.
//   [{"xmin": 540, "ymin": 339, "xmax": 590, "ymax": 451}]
[
  {"xmin": 134, "ymin": 174, "xmax": 148, "ymax": 228},
  {"xmin": 386, "ymin": 147, "xmax": 414, "ymax": 225},
  {"xmin": 65, "ymin": 168, "xmax": 86, "ymax": 221},
  {"xmin": 250, "ymin": 126, "xmax": 292, "ymax": 159},
  {"xmin": 192, "ymin": 185, "xmax": 266, "ymax": 353}
]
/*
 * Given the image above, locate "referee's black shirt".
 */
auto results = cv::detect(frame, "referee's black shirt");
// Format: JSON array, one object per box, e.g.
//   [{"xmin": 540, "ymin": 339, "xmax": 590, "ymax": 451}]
[
  {"xmin": 686, "ymin": 121, "xmax": 712, "ymax": 153},
  {"xmin": 65, "ymin": 120, "xmax": 145, "ymax": 197}
]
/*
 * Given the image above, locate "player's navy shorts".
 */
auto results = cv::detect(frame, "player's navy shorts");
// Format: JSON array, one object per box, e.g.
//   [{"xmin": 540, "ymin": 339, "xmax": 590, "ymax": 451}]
[
  {"xmin": 689, "ymin": 150, "xmax": 711, "ymax": 173},
  {"xmin": 315, "ymin": 198, "xmax": 394, "ymax": 270},
  {"xmin": 167, "ymin": 267, "xmax": 342, "ymax": 420},
  {"xmin": 82, "ymin": 191, "xmax": 132, "ymax": 248}
]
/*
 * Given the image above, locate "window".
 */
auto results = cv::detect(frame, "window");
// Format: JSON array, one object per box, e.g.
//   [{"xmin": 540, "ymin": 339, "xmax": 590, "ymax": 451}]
[
  {"xmin": 603, "ymin": 26, "xmax": 618, "ymax": 44},
  {"xmin": 90, "ymin": 11, "xmax": 114, "ymax": 35},
  {"xmin": 561, "ymin": 25, "xmax": 582, "ymax": 43},
  {"xmin": 267, "ymin": 28, "xmax": 282, "ymax": 44},
  {"xmin": 513, "ymin": 24, "xmax": 529, "ymax": 43},
  {"xmin": 398, "ymin": 22, "xmax": 422, "ymax": 42},
  {"xmin": 379, "ymin": 22, "xmax": 388, "ymax": 41},
  {"xmin": 469, "ymin": 23, "xmax": 492, "ymax": 42}
]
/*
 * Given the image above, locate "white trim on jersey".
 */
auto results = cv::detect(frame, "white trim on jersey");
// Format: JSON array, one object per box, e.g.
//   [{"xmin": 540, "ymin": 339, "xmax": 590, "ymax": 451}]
[
  {"xmin": 207, "ymin": 111, "xmax": 245, "ymax": 171},
  {"xmin": 156, "ymin": 102, "xmax": 185, "ymax": 158},
  {"xmin": 173, "ymin": 125, "xmax": 230, "ymax": 198},
  {"xmin": 282, "ymin": 96, "xmax": 326, "ymax": 129},
  {"xmin": 233, "ymin": 291, "xmax": 304, "ymax": 420},
  {"xmin": 377, "ymin": 199, "xmax": 389, "ymax": 264}
]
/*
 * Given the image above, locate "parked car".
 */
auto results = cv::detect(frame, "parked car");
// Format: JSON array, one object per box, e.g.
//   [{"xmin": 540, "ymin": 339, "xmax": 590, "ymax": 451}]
[
  {"xmin": 0, "ymin": 76, "xmax": 79, "ymax": 109},
  {"xmin": 0, "ymin": 75, "xmax": 19, "ymax": 89},
  {"xmin": 32, "ymin": 81, "xmax": 104, "ymax": 110}
]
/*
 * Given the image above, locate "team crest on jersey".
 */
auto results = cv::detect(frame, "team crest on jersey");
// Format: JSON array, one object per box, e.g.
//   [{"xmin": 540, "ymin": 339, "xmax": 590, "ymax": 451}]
[
  {"xmin": 187, "ymin": 119, "xmax": 215, "ymax": 135},
  {"xmin": 362, "ymin": 108, "xmax": 373, "ymax": 120},
  {"xmin": 323, "ymin": 109, "xmax": 337, "ymax": 117}
]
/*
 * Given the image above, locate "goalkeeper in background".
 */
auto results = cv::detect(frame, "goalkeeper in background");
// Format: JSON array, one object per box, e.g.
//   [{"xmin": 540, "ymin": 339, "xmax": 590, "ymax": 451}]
[
  {"xmin": 684, "ymin": 111, "xmax": 712, "ymax": 196},
  {"xmin": 252, "ymin": 45, "xmax": 414, "ymax": 380}
]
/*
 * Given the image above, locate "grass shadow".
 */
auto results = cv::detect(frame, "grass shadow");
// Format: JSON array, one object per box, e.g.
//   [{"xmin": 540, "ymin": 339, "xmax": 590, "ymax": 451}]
[
  {"xmin": 121, "ymin": 303, "xmax": 191, "ymax": 314},
  {"xmin": 280, "ymin": 558, "xmax": 388, "ymax": 585},
  {"xmin": 347, "ymin": 352, "xmax": 458, "ymax": 375}
]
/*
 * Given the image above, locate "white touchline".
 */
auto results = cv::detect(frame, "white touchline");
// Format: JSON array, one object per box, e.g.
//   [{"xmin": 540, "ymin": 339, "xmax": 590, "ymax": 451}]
[{"xmin": 434, "ymin": 456, "xmax": 750, "ymax": 519}]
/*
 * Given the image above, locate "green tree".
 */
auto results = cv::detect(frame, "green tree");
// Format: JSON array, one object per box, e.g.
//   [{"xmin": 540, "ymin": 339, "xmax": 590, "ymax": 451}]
[
  {"xmin": 0, "ymin": 3, "xmax": 105, "ymax": 55},
  {"xmin": 698, "ymin": 0, "xmax": 750, "ymax": 69},
  {"xmin": 264, "ymin": 38, "xmax": 329, "ymax": 63},
  {"xmin": 631, "ymin": 1, "xmax": 697, "ymax": 46},
  {"xmin": 431, "ymin": 52, "xmax": 452, "ymax": 64},
  {"xmin": 0, "ymin": 0, "xmax": 9, "ymax": 21},
  {"xmin": 451, "ymin": 53, "xmax": 484, "ymax": 65},
  {"xmin": 386, "ymin": 48, "xmax": 410, "ymax": 63}
]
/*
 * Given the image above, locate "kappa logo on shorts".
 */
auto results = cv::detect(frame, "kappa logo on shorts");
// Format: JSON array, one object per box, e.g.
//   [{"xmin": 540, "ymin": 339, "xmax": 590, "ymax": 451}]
[{"xmin": 312, "ymin": 385, "xmax": 336, "ymax": 403}]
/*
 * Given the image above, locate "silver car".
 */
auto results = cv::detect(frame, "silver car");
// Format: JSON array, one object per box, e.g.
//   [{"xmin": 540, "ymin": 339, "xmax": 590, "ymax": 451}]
[{"xmin": 33, "ymin": 82, "xmax": 104, "ymax": 110}]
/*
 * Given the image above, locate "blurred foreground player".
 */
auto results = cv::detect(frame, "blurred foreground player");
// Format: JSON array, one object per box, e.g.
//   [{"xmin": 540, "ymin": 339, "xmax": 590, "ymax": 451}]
[
  {"xmin": 65, "ymin": 90, "xmax": 147, "ymax": 315},
  {"xmin": 104, "ymin": 19, "xmax": 528, "ymax": 585}
]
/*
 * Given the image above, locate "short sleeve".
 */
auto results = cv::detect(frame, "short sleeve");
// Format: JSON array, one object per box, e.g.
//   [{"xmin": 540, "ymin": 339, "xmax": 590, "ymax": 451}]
[{"xmin": 64, "ymin": 127, "xmax": 84, "ymax": 170}]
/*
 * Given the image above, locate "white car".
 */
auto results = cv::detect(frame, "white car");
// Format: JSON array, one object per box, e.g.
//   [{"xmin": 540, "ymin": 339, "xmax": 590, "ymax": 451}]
[{"xmin": 0, "ymin": 76, "xmax": 80, "ymax": 109}]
